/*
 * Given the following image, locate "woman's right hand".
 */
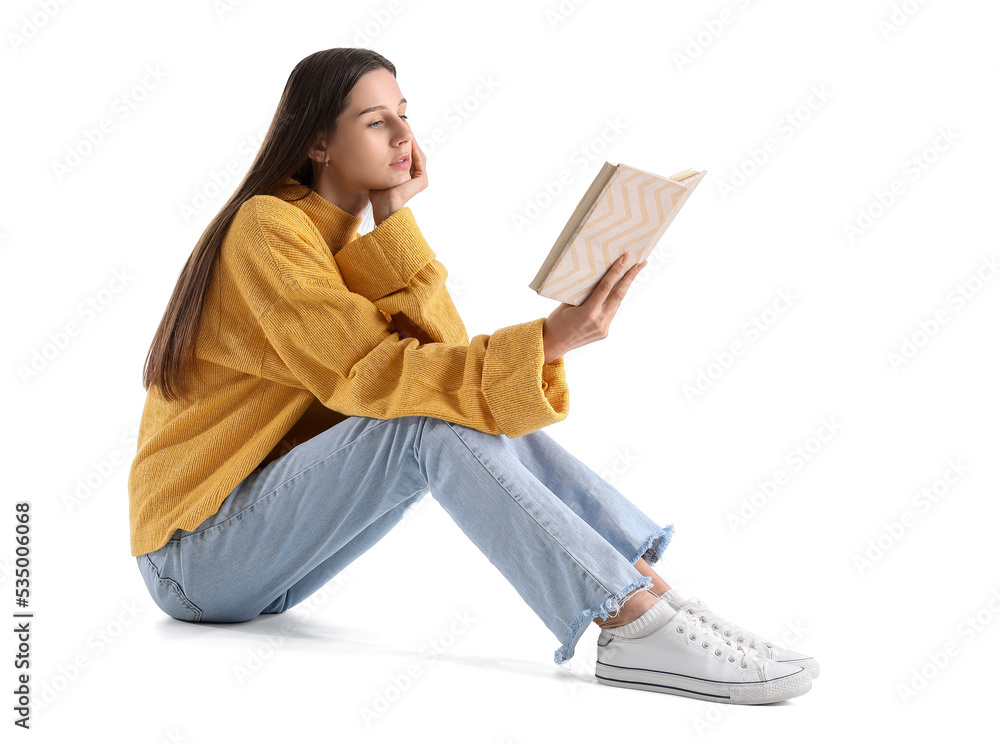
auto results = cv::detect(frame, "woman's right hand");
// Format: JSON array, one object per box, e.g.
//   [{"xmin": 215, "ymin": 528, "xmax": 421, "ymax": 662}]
[
  {"xmin": 370, "ymin": 137, "xmax": 428, "ymax": 226},
  {"xmin": 541, "ymin": 252, "xmax": 648, "ymax": 364},
  {"xmin": 391, "ymin": 311, "xmax": 434, "ymax": 345}
]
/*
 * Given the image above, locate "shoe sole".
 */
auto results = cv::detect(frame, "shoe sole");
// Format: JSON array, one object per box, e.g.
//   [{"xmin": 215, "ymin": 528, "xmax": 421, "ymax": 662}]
[
  {"xmin": 790, "ymin": 657, "xmax": 820, "ymax": 679},
  {"xmin": 595, "ymin": 660, "xmax": 812, "ymax": 705}
]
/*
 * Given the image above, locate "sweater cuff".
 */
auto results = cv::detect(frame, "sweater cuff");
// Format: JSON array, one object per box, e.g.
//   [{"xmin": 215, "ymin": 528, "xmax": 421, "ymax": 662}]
[
  {"xmin": 333, "ymin": 207, "xmax": 435, "ymax": 301},
  {"xmin": 482, "ymin": 317, "xmax": 569, "ymax": 438}
]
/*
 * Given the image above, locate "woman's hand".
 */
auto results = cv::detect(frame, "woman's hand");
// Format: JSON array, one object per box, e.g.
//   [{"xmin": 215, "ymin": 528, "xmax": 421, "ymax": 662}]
[
  {"xmin": 542, "ymin": 252, "xmax": 648, "ymax": 364},
  {"xmin": 391, "ymin": 312, "xmax": 434, "ymax": 346},
  {"xmin": 370, "ymin": 137, "xmax": 428, "ymax": 226}
]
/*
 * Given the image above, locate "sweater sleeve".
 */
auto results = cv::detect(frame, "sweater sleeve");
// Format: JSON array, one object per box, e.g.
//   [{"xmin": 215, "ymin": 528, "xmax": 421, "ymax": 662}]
[
  {"xmin": 229, "ymin": 198, "xmax": 569, "ymax": 438},
  {"xmin": 333, "ymin": 207, "xmax": 431, "ymax": 300},
  {"xmin": 334, "ymin": 207, "xmax": 468, "ymax": 345}
]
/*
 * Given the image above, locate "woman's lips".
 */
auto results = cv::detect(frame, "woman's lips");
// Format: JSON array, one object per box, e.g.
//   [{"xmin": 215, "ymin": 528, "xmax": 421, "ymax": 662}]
[{"xmin": 390, "ymin": 156, "xmax": 409, "ymax": 169}]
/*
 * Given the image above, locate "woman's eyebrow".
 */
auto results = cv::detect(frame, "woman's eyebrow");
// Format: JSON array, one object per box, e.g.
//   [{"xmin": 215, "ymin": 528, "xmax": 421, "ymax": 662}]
[{"xmin": 357, "ymin": 98, "xmax": 407, "ymax": 116}]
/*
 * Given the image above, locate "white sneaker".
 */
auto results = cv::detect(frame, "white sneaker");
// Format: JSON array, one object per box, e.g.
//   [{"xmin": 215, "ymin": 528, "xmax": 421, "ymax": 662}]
[
  {"xmin": 667, "ymin": 594, "xmax": 821, "ymax": 679},
  {"xmin": 595, "ymin": 598, "xmax": 812, "ymax": 705}
]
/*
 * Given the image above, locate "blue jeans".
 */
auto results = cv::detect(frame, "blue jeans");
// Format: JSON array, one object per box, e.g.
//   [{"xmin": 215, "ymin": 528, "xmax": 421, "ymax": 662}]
[{"xmin": 135, "ymin": 415, "xmax": 673, "ymax": 664}]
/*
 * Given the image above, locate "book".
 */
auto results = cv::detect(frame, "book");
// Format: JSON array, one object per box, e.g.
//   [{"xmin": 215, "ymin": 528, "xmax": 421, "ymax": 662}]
[{"xmin": 529, "ymin": 162, "xmax": 707, "ymax": 305}]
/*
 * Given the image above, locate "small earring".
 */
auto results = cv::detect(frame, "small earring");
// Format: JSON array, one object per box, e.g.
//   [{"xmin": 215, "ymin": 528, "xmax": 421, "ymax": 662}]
[{"xmin": 325, "ymin": 159, "xmax": 329, "ymax": 167}]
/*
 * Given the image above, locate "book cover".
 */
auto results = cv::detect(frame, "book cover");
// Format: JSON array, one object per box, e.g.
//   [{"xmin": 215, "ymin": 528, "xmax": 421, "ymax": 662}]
[{"xmin": 529, "ymin": 162, "xmax": 706, "ymax": 305}]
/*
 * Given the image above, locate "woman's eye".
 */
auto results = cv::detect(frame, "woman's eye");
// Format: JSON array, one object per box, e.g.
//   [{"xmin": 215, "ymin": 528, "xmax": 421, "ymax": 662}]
[{"xmin": 369, "ymin": 115, "xmax": 408, "ymax": 128}]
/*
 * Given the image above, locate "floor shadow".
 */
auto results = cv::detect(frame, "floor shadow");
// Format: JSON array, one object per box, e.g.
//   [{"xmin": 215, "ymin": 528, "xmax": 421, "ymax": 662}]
[{"xmin": 144, "ymin": 611, "xmax": 577, "ymax": 681}]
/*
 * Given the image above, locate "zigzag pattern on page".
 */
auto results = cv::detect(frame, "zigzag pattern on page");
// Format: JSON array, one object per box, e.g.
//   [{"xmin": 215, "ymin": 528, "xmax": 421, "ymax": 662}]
[
  {"xmin": 602, "ymin": 176, "xmax": 683, "ymax": 256},
  {"xmin": 543, "ymin": 179, "xmax": 630, "ymax": 301},
  {"xmin": 544, "ymin": 172, "xmax": 682, "ymax": 302}
]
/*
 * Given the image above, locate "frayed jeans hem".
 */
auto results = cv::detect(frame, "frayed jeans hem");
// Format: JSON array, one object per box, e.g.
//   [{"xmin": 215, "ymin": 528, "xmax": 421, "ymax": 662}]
[
  {"xmin": 633, "ymin": 524, "xmax": 674, "ymax": 567},
  {"xmin": 552, "ymin": 522, "xmax": 675, "ymax": 666},
  {"xmin": 553, "ymin": 575, "xmax": 654, "ymax": 665}
]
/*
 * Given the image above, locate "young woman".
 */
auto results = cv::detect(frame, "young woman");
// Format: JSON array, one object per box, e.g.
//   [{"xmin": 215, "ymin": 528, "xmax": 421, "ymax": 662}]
[{"xmin": 129, "ymin": 47, "xmax": 819, "ymax": 705}]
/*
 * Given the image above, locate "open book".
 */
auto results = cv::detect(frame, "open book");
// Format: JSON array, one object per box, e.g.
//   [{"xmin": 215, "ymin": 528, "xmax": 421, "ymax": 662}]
[{"xmin": 529, "ymin": 162, "xmax": 706, "ymax": 305}]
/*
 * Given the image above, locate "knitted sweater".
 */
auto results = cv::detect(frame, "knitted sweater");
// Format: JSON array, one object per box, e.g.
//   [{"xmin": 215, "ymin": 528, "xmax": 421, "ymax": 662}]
[{"xmin": 127, "ymin": 177, "xmax": 570, "ymax": 556}]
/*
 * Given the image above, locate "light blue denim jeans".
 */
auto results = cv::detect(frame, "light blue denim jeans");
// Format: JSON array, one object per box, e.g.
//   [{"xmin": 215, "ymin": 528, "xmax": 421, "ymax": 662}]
[{"xmin": 135, "ymin": 415, "xmax": 673, "ymax": 664}]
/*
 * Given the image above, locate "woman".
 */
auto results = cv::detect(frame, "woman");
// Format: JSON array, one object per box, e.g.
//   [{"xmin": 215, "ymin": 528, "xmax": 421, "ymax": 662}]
[{"xmin": 129, "ymin": 47, "xmax": 818, "ymax": 705}]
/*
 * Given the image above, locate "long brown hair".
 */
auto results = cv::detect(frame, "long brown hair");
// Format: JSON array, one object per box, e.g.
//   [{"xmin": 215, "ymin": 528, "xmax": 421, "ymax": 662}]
[{"xmin": 141, "ymin": 47, "xmax": 396, "ymax": 401}]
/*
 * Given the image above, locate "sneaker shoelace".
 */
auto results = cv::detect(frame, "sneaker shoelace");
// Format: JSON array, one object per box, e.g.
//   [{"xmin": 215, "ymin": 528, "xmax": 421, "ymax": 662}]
[
  {"xmin": 677, "ymin": 608, "xmax": 762, "ymax": 669},
  {"xmin": 690, "ymin": 604, "xmax": 774, "ymax": 655}
]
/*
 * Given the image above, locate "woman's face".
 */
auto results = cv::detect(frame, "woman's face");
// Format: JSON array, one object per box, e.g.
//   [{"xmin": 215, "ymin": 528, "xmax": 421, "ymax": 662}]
[{"xmin": 321, "ymin": 68, "xmax": 412, "ymax": 200}]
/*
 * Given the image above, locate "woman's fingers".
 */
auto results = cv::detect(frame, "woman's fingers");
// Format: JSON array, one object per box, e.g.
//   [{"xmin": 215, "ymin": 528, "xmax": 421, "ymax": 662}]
[
  {"xmin": 410, "ymin": 137, "xmax": 426, "ymax": 180},
  {"xmin": 541, "ymin": 253, "xmax": 648, "ymax": 359},
  {"xmin": 586, "ymin": 252, "xmax": 637, "ymax": 309},
  {"xmin": 369, "ymin": 133, "xmax": 428, "ymax": 223},
  {"xmin": 584, "ymin": 253, "xmax": 646, "ymax": 335},
  {"xmin": 391, "ymin": 312, "xmax": 434, "ymax": 345}
]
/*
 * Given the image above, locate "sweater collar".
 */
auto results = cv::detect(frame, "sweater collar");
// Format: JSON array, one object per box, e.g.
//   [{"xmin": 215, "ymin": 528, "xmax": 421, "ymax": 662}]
[{"xmin": 273, "ymin": 176, "xmax": 364, "ymax": 250}]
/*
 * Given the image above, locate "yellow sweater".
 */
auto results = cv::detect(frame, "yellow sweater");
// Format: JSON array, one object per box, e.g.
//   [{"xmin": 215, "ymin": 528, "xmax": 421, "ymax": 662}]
[{"xmin": 128, "ymin": 177, "xmax": 570, "ymax": 556}]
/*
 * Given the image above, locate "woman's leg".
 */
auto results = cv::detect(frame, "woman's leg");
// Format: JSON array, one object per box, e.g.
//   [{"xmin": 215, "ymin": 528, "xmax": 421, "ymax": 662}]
[
  {"xmin": 416, "ymin": 418, "xmax": 670, "ymax": 663},
  {"xmin": 265, "ymin": 429, "xmax": 675, "ymax": 622},
  {"xmin": 136, "ymin": 414, "xmax": 668, "ymax": 664},
  {"xmin": 500, "ymin": 427, "xmax": 676, "ymax": 628},
  {"xmin": 633, "ymin": 556, "xmax": 671, "ymax": 596},
  {"xmin": 503, "ymin": 428, "xmax": 674, "ymax": 573},
  {"xmin": 260, "ymin": 495, "xmax": 423, "ymax": 614}
]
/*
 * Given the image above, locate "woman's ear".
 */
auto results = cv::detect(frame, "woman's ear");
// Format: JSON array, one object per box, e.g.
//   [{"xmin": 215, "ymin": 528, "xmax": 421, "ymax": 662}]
[{"xmin": 306, "ymin": 132, "xmax": 330, "ymax": 165}]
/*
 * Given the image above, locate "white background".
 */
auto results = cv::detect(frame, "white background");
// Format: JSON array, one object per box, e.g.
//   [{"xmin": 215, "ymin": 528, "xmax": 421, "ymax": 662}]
[{"xmin": 4, "ymin": 0, "xmax": 999, "ymax": 740}]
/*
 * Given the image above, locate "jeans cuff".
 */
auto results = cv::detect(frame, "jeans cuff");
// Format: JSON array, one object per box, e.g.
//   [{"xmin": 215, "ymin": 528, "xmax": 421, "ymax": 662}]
[
  {"xmin": 553, "ymin": 574, "xmax": 654, "ymax": 666},
  {"xmin": 632, "ymin": 523, "xmax": 675, "ymax": 567}
]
